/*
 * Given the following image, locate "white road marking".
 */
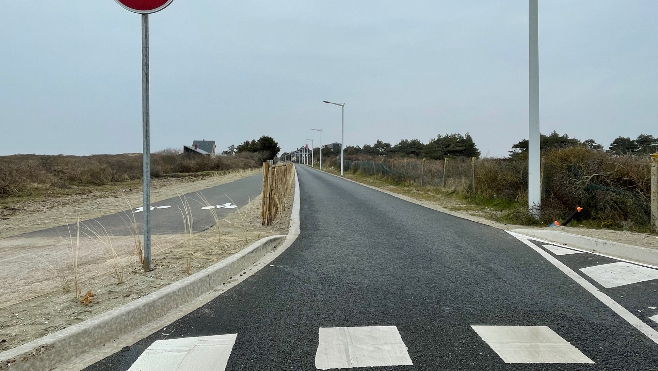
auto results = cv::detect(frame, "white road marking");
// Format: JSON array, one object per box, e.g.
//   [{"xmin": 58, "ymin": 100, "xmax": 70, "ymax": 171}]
[
  {"xmin": 508, "ymin": 232, "xmax": 658, "ymax": 345},
  {"xmin": 472, "ymin": 325, "xmax": 593, "ymax": 364},
  {"xmin": 650, "ymin": 314, "xmax": 658, "ymax": 325},
  {"xmin": 134, "ymin": 206, "xmax": 171, "ymax": 213},
  {"xmin": 201, "ymin": 203, "xmax": 237, "ymax": 210},
  {"xmin": 542, "ymin": 244, "xmax": 582, "ymax": 256},
  {"xmin": 580, "ymin": 262, "xmax": 658, "ymax": 288},
  {"xmin": 128, "ymin": 334, "xmax": 237, "ymax": 371},
  {"xmin": 315, "ymin": 326, "xmax": 413, "ymax": 369}
]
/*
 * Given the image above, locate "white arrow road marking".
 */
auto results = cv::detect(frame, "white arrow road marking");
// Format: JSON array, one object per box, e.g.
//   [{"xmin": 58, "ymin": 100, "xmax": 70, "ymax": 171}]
[
  {"xmin": 315, "ymin": 326, "xmax": 413, "ymax": 369},
  {"xmin": 134, "ymin": 206, "xmax": 171, "ymax": 213},
  {"xmin": 471, "ymin": 325, "xmax": 593, "ymax": 364},
  {"xmin": 508, "ymin": 231, "xmax": 658, "ymax": 345},
  {"xmin": 128, "ymin": 334, "xmax": 237, "ymax": 371},
  {"xmin": 580, "ymin": 262, "xmax": 658, "ymax": 288}
]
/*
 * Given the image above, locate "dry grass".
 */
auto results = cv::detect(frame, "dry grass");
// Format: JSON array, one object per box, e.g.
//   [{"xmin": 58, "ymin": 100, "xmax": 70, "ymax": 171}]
[
  {"xmin": 327, "ymin": 147, "xmax": 654, "ymax": 232},
  {"xmin": 0, "ymin": 151, "xmax": 261, "ymax": 199},
  {"xmin": 261, "ymin": 163, "xmax": 295, "ymax": 225}
]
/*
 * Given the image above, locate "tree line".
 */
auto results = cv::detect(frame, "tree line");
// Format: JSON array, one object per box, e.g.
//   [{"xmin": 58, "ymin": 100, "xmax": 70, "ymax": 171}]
[
  {"xmin": 325, "ymin": 132, "xmax": 656, "ymax": 160},
  {"xmin": 222, "ymin": 135, "xmax": 280, "ymax": 161}
]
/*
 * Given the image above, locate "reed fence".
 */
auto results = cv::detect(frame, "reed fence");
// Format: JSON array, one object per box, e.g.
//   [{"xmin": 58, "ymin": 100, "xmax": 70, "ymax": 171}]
[{"xmin": 261, "ymin": 162, "xmax": 295, "ymax": 225}]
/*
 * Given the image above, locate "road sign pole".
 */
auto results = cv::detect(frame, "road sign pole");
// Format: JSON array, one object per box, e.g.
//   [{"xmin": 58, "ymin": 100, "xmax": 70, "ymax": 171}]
[
  {"xmin": 142, "ymin": 13, "xmax": 152, "ymax": 271},
  {"xmin": 528, "ymin": 0, "xmax": 541, "ymax": 218}
]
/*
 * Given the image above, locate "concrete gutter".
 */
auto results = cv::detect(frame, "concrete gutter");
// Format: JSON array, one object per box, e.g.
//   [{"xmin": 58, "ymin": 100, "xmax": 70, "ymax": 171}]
[
  {"xmin": 512, "ymin": 228, "xmax": 658, "ymax": 267},
  {"xmin": 0, "ymin": 166, "xmax": 301, "ymax": 371}
]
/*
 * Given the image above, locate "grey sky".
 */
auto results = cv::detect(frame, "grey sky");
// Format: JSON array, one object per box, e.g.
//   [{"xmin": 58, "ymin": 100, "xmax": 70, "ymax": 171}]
[{"xmin": 1, "ymin": 1, "xmax": 656, "ymax": 157}]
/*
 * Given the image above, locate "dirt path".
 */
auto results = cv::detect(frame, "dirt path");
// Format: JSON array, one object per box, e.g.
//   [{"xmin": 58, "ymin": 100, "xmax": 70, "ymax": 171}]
[{"xmin": 0, "ymin": 170, "xmax": 294, "ymax": 352}]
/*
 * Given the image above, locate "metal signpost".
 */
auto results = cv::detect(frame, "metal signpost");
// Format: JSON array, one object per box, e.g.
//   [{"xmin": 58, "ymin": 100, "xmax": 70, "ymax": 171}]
[{"xmin": 114, "ymin": 0, "xmax": 174, "ymax": 271}]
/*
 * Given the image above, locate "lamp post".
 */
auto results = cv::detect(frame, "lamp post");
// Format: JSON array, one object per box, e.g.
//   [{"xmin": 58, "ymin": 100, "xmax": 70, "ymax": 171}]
[
  {"xmin": 528, "ymin": 0, "xmax": 541, "ymax": 217},
  {"xmin": 311, "ymin": 128, "xmax": 323, "ymax": 170},
  {"xmin": 306, "ymin": 139, "xmax": 314, "ymax": 167},
  {"xmin": 323, "ymin": 101, "xmax": 345, "ymax": 176}
]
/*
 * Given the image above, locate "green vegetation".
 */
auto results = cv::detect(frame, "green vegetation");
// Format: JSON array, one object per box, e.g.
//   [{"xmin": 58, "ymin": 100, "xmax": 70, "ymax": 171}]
[{"xmin": 230, "ymin": 135, "xmax": 281, "ymax": 162}]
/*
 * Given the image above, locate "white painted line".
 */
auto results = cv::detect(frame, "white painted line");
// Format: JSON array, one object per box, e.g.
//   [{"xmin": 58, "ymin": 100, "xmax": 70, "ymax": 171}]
[
  {"xmin": 580, "ymin": 262, "xmax": 658, "ymax": 288},
  {"xmin": 315, "ymin": 326, "xmax": 413, "ymax": 369},
  {"xmin": 128, "ymin": 334, "xmax": 237, "ymax": 371},
  {"xmin": 542, "ymin": 244, "xmax": 582, "ymax": 256},
  {"xmin": 508, "ymin": 232, "xmax": 658, "ymax": 346},
  {"xmin": 516, "ymin": 233, "xmax": 658, "ymax": 271},
  {"xmin": 472, "ymin": 326, "xmax": 593, "ymax": 364},
  {"xmin": 201, "ymin": 203, "xmax": 237, "ymax": 210},
  {"xmin": 650, "ymin": 314, "xmax": 658, "ymax": 325}
]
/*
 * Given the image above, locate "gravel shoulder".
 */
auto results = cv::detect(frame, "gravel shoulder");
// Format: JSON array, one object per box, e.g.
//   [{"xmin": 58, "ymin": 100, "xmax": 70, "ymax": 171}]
[{"xmin": 0, "ymin": 170, "xmax": 294, "ymax": 352}]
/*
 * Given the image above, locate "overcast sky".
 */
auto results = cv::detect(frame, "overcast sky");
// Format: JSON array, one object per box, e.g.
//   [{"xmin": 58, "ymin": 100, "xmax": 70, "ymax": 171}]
[{"xmin": 1, "ymin": 1, "xmax": 656, "ymax": 157}]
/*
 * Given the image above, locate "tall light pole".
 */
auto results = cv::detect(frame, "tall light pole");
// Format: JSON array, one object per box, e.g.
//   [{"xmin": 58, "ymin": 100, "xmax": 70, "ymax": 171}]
[
  {"xmin": 306, "ymin": 139, "xmax": 314, "ymax": 167},
  {"xmin": 311, "ymin": 128, "xmax": 323, "ymax": 170},
  {"xmin": 323, "ymin": 101, "xmax": 345, "ymax": 176},
  {"xmin": 529, "ymin": 0, "xmax": 541, "ymax": 217}
]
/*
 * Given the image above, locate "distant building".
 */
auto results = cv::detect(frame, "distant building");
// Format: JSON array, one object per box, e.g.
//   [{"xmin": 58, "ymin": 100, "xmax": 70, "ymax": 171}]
[
  {"xmin": 192, "ymin": 140, "xmax": 216, "ymax": 156},
  {"xmin": 183, "ymin": 145, "xmax": 210, "ymax": 156},
  {"xmin": 325, "ymin": 142, "xmax": 341, "ymax": 153}
]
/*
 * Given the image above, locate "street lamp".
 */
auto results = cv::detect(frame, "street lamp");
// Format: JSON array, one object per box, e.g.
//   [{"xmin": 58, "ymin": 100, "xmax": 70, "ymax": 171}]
[
  {"xmin": 311, "ymin": 128, "xmax": 323, "ymax": 170},
  {"xmin": 529, "ymin": 0, "xmax": 541, "ymax": 217},
  {"xmin": 306, "ymin": 139, "xmax": 314, "ymax": 167},
  {"xmin": 323, "ymin": 100, "xmax": 345, "ymax": 176}
]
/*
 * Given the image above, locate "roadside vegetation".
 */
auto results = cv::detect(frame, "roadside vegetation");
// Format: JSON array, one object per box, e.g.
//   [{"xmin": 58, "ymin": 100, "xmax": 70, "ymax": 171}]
[{"xmin": 316, "ymin": 132, "xmax": 656, "ymax": 233}]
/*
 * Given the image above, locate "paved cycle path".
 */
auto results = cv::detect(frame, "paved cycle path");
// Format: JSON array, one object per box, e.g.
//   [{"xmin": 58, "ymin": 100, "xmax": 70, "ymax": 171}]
[
  {"xmin": 85, "ymin": 165, "xmax": 658, "ymax": 370},
  {"xmin": 19, "ymin": 174, "xmax": 263, "ymax": 238}
]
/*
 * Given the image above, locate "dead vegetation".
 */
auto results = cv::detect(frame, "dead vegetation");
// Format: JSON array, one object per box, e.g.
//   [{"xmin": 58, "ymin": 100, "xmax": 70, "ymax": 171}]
[{"xmin": 327, "ymin": 147, "xmax": 654, "ymax": 232}]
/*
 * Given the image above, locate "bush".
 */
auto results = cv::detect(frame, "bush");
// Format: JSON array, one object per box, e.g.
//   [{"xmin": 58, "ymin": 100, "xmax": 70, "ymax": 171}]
[
  {"xmin": 0, "ymin": 151, "xmax": 261, "ymax": 198},
  {"xmin": 329, "ymin": 147, "xmax": 653, "ymax": 231}
]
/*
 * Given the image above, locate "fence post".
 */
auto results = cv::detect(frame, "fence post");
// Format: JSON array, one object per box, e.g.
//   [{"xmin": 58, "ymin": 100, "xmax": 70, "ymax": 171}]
[
  {"xmin": 471, "ymin": 157, "xmax": 476, "ymax": 193},
  {"xmin": 261, "ymin": 162, "xmax": 270, "ymax": 225},
  {"xmin": 651, "ymin": 153, "xmax": 658, "ymax": 231},
  {"xmin": 442, "ymin": 158, "xmax": 447, "ymax": 187},
  {"xmin": 421, "ymin": 158, "xmax": 425, "ymax": 187}
]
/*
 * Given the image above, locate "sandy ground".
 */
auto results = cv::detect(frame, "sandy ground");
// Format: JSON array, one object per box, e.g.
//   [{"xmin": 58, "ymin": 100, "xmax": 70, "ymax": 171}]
[
  {"xmin": 0, "ymin": 169, "xmax": 260, "ymax": 239},
  {"xmin": 0, "ymin": 171, "xmax": 293, "ymax": 352},
  {"xmin": 322, "ymin": 168, "xmax": 658, "ymax": 250}
]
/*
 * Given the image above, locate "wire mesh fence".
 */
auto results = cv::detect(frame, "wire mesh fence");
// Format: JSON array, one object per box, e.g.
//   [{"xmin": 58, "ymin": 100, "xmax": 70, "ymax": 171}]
[{"xmin": 335, "ymin": 148, "xmax": 654, "ymax": 230}]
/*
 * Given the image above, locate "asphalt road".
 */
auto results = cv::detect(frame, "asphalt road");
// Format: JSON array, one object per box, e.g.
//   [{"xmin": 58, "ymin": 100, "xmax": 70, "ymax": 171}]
[
  {"xmin": 20, "ymin": 174, "xmax": 263, "ymax": 238},
  {"xmin": 86, "ymin": 165, "xmax": 658, "ymax": 370}
]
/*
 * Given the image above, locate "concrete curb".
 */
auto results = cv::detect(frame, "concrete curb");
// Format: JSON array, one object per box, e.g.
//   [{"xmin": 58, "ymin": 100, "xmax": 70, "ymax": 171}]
[
  {"xmin": 512, "ymin": 228, "xmax": 658, "ymax": 267},
  {"xmin": 0, "ymin": 166, "xmax": 301, "ymax": 371}
]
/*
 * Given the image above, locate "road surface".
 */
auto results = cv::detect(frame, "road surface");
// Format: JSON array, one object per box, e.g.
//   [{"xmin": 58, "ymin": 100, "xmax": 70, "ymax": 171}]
[
  {"xmin": 20, "ymin": 174, "xmax": 263, "ymax": 238},
  {"xmin": 85, "ymin": 165, "xmax": 658, "ymax": 370}
]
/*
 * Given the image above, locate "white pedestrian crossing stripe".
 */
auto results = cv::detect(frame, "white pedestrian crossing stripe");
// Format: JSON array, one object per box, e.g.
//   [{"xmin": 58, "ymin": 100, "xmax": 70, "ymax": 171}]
[
  {"xmin": 542, "ymin": 244, "xmax": 582, "ymax": 256},
  {"xmin": 128, "ymin": 334, "xmax": 237, "ymax": 371},
  {"xmin": 471, "ymin": 326, "xmax": 593, "ymax": 364},
  {"xmin": 315, "ymin": 326, "xmax": 413, "ymax": 369},
  {"xmin": 580, "ymin": 262, "xmax": 658, "ymax": 288}
]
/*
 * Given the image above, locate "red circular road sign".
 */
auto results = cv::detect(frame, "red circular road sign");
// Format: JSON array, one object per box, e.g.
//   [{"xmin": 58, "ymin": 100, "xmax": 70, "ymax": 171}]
[{"xmin": 114, "ymin": 0, "xmax": 174, "ymax": 14}]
